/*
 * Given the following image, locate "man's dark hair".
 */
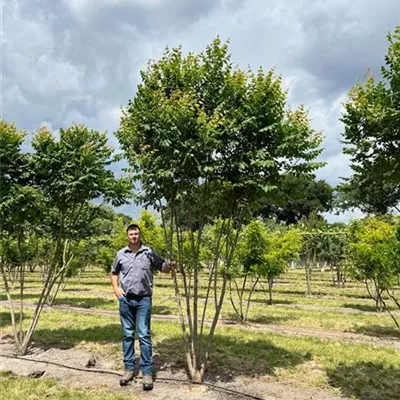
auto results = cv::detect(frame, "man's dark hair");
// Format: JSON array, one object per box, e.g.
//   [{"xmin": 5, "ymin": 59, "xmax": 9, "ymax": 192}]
[{"xmin": 126, "ymin": 224, "xmax": 141, "ymax": 233}]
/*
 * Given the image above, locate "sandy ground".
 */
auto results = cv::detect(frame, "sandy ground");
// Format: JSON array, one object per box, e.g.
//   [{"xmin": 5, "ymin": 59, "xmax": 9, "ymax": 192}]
[{"xmin": 0, "ymin": 338, "xmax": 347, "ymax": 400}]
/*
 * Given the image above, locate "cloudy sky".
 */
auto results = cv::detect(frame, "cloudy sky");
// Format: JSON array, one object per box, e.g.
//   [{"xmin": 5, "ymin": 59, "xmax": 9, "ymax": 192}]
[{"xmin": 2, "ymin": 0, "xmax": 400, "ymax": 220}]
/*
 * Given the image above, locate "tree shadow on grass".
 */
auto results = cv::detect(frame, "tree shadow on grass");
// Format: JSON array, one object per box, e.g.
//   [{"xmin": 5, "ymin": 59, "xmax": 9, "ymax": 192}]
[
  {"xmin": 250, "ymin": 299, "xmax": 295, "ymax": 306},
  {"xmin": 247, "ymin": 314, "xmax": 294, "ymax": 325},
  {"xmin": 342, "ymin": 303, "xmax": 379, "ymax": 313},
  {"xmin": 152, "ymin": 305, "xmax": 173, "ymax": 315},
  {"xmin": 53, "ymin": 297, "xmax": 116, "ymax": 309},
  {"xmin": 222, "ymin": 312, "xmax": 294, "ymax": 326},
  {"xmin": 154, "ymin": 282, "xmax": 175, "ymax": 290},
  {"xmin": 155, "ymin": 332, "xmax": 308, "ymax": 382},
  {"xmin": 32, "ymin": 321, "xmax": 308, "ymax": 382},
  {"xmin": 0, "ymin": 293, "xmax": 43, "ymax": 301},
  {"xmin": 71, "ymin": 281, "xmax": 110, "ymax": 287},
  {"xmin": 0, "ymin": 312, "xmax": 13, "ymax": 327},
  {"xmin": 272, "ymin": 289, "xmax": 372, "ymax": 300},
  {"xmin": 328, "ymin": 362, "xmax": 400, "ymax": 400},
  {"xmin": 353, "ymin": 324, "xmax": 400, "ymax": 339},
  {"xmin": 51, "ymin": 298, "xmax": 173, "ymax": 315},
  {"xmin": 33, "ymin": 323, "xmax": 123, "ymax": 350},
  {"xmin": 1, "ymin": 310, "xmax": 32, "ymax": 329}
]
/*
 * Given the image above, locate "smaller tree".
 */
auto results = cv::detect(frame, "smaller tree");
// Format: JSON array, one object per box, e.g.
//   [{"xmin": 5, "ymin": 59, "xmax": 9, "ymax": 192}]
[
  {"xmin": 298, "ymin": 212, "xmax": 326, "ymax": 295},
  {"xmin": 261, "ymin": 224, "xmax": 302, "ymax": 305},
  {"xmin": 0, "ymin": 121, "xmax": 42, "ymax": 350},
  {"xmin": 347, "ymin": 216, "xmax": 400, "ymax": 328},
  {"xmin": 230, "ymin": 220, "xmax": 302, "ymax": 322},
  {"xmin": 316, "ymin": 224, "xmax": 349, "ymax": 287},
  {"xmin": 133, "ymin": 210, "xmax": 166, "ymax": 255},
  {"xmin": 1, "ymin": 123, "xmax": 132, "ymax": 355}
]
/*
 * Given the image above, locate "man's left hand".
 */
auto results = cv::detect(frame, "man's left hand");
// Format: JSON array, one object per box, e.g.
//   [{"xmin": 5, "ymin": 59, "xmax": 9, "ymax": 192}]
[{"xmin": 162, "ymin": 260, "xmax": 176, "ymax": 274}]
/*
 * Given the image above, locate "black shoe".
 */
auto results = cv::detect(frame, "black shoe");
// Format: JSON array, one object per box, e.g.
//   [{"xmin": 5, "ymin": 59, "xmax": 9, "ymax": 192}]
[
  {"xmin": 142, "ymin": 375, "xmax": 153, "ymax": 391},
  {"xmin": 120, "ymin": 370, "xmax": 134, "ymax": 386}
]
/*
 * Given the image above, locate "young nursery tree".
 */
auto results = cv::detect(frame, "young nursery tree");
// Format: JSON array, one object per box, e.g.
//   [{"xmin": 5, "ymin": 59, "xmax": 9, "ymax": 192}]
[
  {"xmin": 117, "ymin": 39, "xmax": 323, "ymax": 381},
  {"xmin": 230, "ymin": 220, "xmax": 302, "ymax": 322},
  {"xmin": 347, "ymin": 216, "xmax": 400, "ymax": 328}
]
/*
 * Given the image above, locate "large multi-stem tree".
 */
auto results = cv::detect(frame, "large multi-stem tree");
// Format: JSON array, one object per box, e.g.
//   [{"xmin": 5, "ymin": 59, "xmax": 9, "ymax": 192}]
[
  {"xmin": 339, "ymin": 26, "xmax": 400, "ymax": 214},
  {"xmin": 117, "ymin": 38, "xmax": 323, "ymax": 382}
]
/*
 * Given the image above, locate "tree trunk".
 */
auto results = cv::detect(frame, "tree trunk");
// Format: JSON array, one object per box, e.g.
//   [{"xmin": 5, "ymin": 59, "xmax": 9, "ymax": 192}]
[
  {"xmin": 267, "ymin": 278, "xmax": 273, "ymax": 305},
  {"xmin": 305, "ymin": 263, "xmax": 312, "ymax": 296},
  {"xmin": 0, "ymin": 261, "xmax": 22, "ymax": 350}
]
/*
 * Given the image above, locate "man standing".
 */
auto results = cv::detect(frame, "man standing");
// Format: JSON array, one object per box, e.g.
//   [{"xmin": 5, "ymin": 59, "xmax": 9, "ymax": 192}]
[{"xmin": 111, "ymin": 223, "xmax": 174, "ymax": 391}]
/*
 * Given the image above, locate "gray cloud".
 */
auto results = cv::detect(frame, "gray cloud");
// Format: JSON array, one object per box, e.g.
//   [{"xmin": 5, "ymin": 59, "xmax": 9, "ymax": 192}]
[
  {"xmin": 3, "ymin": 0, "xmax": 236, "ymax": 132},
  {"xmin": 291, "ymin": 0, "xmax": 400, "ymax": 95},
  {"xmin": 2, "ymin": 0, "xmax": 400, "ymax": 220}
]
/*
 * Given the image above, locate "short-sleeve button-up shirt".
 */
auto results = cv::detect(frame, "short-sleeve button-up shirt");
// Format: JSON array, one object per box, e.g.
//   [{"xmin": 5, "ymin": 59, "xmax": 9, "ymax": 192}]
[{"xmin": 111, "ymin": 244, "xmax": 166, "ymax": 297}]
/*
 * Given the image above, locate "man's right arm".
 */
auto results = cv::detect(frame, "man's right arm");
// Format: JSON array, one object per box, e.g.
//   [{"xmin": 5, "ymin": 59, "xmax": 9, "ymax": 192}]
[
  {"xmin": 110, "ymin": 272, "xmax": 125, "ymax": 298},
  {"xmin": 110, "ymin": 254, "xmax": 125, "ymax": 298}
]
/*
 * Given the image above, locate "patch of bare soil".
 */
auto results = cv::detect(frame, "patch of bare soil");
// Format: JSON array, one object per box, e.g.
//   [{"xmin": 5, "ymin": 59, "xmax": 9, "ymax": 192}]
[{"xmin": 0, "ymin": 339, "xmax": 346, "ymax": 400}]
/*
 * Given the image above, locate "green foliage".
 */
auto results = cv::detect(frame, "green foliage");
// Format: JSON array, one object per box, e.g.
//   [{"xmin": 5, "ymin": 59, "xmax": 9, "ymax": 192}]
[
  {"xmin": 235, "ymin": 220, "xmax": 302, "ymax": 280},
  {"xmin": 31, "ymin": 125, "xmax": 131, "ymax": 235},
  {"xmin": 347, "ymin": 216, "xmax": 400, "ymax": 324},
  {"xmin": 347, "ymin": 216, "xmax": 400, "ymax": 288},
  {"xmin": 0, "ymin": 120, "xmax": 42, "ymax": 238},
  {"xmin": 133, "ymin": 210, "xmax": 165, "ymax": 255},
  {"xmin": 336, "ymin": 180, "xmax": 400, "ymax": 215},
  {"xmin": 258, "ymin": 174, "xmax": 333, "ymax": 224},
  {"xmin": 229, "ymin": 220, "xmax": 302, "ymax": 318},
  {"xmin": 340, "ymin": 26, "xmax": 400, "ymax": 213}
]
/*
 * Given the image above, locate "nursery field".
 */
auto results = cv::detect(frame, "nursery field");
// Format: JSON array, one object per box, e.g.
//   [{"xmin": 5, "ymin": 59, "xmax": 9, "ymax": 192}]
[{"xmin": 1, "ymin": 267, "xmax": 399, "ymax": 400}]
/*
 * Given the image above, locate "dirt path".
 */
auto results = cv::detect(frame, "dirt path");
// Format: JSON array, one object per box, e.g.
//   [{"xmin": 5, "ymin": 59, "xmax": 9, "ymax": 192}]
[
  {"xmin": 0, "ymin": 339, "xmax": 347, "ymax": 400},
  {"xmin": 1, "ymin": 300, "xmax": 399, "ymax": 350}
]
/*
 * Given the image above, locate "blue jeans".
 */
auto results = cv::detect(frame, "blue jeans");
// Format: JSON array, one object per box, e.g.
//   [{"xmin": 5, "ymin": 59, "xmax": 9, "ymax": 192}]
[{"xmin": 118, "ymin": 295, "xmax": 152, "ymax": 375}]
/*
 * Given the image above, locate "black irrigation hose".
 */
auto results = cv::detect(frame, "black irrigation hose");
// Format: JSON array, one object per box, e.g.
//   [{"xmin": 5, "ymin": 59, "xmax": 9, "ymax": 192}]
[
  {"xmin": 0, "ymin": 354, "xmax": 122, "ymax": 376},
  {"xmin": 0, "ymin": 354, "xmax": 266, "ymax": 400}
]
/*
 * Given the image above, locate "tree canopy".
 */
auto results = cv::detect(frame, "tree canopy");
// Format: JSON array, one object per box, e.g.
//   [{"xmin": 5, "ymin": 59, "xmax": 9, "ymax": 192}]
[{"xmin": 340, "ymin": 26, "xmax": 400, "ymax": 214}]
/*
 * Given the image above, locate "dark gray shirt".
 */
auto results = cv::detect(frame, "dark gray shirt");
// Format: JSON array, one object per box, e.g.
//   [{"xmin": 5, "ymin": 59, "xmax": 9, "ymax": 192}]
[{"xmin": 111, "ymin": 244, "xmax": 166, "ymax": 296}]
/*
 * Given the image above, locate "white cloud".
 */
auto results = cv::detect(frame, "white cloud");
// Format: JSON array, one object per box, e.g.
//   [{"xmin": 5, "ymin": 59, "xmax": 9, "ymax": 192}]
[
  {"xmin": 5, "ymin": 85, "xmax": 28, "ymax": 105},
  {"xmin": 324, "ymin": 208, "xmax": 364, "ymax": 224},
  {"xmin": 63, "ymin": 0, "xmax": 165, "ymax": 17},
  {"xmin": 316, "ymin": 152, "xmax": 353, "ymax": 186}
]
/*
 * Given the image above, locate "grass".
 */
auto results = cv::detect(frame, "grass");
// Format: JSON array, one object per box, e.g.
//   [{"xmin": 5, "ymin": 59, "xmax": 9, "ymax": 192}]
[
  {"xmin": 1, "ymin": 306, "xmax": 400, "ymax": 398},
  {"xmin": 2, "ymin": 293, "xmax": 396, "ymax": 335},
  {"xmin": 0, "ymin": 371, "xmax": 137, "ymax": 400},
  {"xmin": 1, "ymin": 266, "xmax": 400, "ymax": 399}
]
